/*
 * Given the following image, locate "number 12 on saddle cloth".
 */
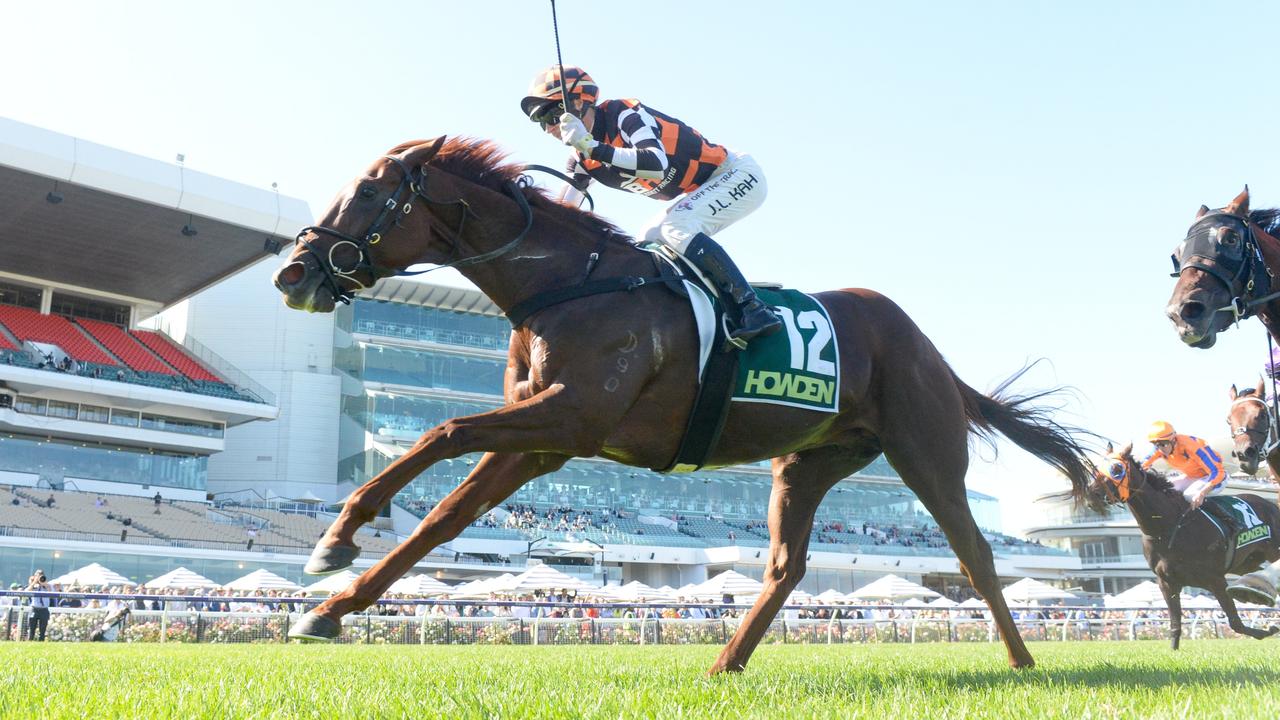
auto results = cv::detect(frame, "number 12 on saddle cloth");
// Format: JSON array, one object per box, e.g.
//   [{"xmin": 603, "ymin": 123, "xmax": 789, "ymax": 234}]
[{"xmin": 731, "ymin": 288, "xmax": 840, "ymax": 413}]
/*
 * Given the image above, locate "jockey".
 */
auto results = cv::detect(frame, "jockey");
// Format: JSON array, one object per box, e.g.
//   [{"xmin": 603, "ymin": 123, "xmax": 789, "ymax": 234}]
[
  {"xmin": 520, "ymin": 65, "xmax": 782, "ymax": 345},
  {"xmin": 1141, "ymin": 421, "xmax": 1225, "ymax": 509}
]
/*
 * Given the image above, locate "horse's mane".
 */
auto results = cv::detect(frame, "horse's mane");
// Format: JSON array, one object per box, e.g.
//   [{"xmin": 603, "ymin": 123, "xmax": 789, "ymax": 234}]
[
  {"xmin": 1250, "ymin": 207, "xmax": 1280, "ymax": 233},
  {"xmin": 1130, "ymin": 460, "xmax": 1186, "ymax": 501},
  {"xmin": 389, "ymin": 138, "xmax": 626, "ymax": 240}
]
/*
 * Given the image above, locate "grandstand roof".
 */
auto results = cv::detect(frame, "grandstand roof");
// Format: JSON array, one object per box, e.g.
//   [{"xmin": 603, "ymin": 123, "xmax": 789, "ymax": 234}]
[
  {"xmin": 0, "ymin": 117, "xmax": 312, "ymax": 307},
  {"xmin": 363, "ymin": 277, "xmax": 503, "ymax": 316}
]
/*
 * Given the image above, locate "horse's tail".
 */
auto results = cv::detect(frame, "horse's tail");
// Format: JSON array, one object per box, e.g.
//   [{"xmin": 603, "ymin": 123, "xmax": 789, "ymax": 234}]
[{"xmin": 953, "ymin": 365, "xmax": 1097, "ymax": 507}]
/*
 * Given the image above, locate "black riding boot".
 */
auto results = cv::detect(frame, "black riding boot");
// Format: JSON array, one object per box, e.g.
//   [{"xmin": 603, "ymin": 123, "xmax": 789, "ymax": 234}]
[{"xmin": 684, "ymin": 233, "xmax": 782, "ymax": 345}]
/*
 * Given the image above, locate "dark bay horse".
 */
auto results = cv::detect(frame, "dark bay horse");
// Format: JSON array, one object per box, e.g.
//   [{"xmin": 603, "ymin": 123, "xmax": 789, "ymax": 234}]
[
  {"xmin": 1166, "ymin": 186, "xmax": 1280, "ymax": 604},
  {"xmin": 1091, "ymin": 444, "xmax": 1280, "ymax": 648},
  {"xmin": 272, "ymin": 136, "xmax": 1096, "ymax": 671},
  {"xmin": 1226, "ymin": 380, "xmax": 1274, "ymax": 478}
]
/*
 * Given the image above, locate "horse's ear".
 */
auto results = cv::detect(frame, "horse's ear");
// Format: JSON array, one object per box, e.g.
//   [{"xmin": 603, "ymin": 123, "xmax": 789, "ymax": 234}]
[
  {"xmin": 1119, "ymin": 441, "xmax": 1133, "ymax": 458},
  {"xmin": 1230, "ymin": 384, "xmax": 1239, "ymax": 400},
  {"xmin": 1257, "ymin": 377, "xmax": 1268, "ymax": 398},
  {"xmin": 1105, "ymin": 441, "xmax": 1114, "ymax": 454},
  {"xmin": 401, "ymin": 136, "xmax": 448, "ymax": 167},
  {"xmin": 1226, "ymin": 185, "xmax": 1250, "ymax": 217},
  {"xmin": 1196, "ymin": 204, "xmax": 1210, "ymax": 219}
]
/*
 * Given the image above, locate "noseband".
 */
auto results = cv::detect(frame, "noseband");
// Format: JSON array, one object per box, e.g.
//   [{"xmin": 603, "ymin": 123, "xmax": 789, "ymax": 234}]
[
  {"xmin": 1171, "ymin": 212, "xmax": 1276, "ymax": 324},
  {"xmin": 290, "ymin": 156, "xmax": 533, "ymax": 304}
]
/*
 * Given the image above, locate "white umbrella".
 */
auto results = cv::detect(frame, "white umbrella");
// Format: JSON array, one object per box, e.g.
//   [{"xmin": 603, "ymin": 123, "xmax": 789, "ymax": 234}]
[
  {"xmin": 814, "ymin": 588, "xmax": 848, "ymax": 604},
  {"xmin": 848, "ymin": 574, "xmax": 940, "ymax": 601},
  {"xmin": 928, "ymin": 596, "xmax": 959, "ymax": 608},
  {"xmin": 1002, "ymin": 577, "xmax": 1076, "ymax": 604},
  {"xmin": 1112, "ymin": 580, "xmax": 1166, "ymax": 606},
  {"xmin": 222, "ymin": 569, "xmax": 303, "ymax": 593},
  {"xmin": 785, "ymin": 588, "xmax": 814, "ymax": 605},
  {"xmin": 958, "ymin": 597, "xmax": 988, "ymax": 608},
  {"xmin": 144, "ymin": 567, "xmax": 220, "ymax": 590},
  {"xmin": 692, "ymin": 570, "xmax": 764, "ymax": 599},
  {"xmin": 48, "ymin": 562, "xmax": 132, "ymax": 588},
  {"xmin": 388, "ymin": 574, "xmax": 453, "ymax": 597},
  {"xmin": 303, "ymin": 570, "xmax": 360, "ymax": 595},
  {"xmin": 449, "ymin": 573, "xmax": 515, "ymax": 599},
  {"xmin": 499, "ymin": 564, "xmax": 591, "ymax": 594},
  {"xmin": 1182, "ymin": 594, "xmax": 1219, "ymax": 609},
  {"xmin": 902, "ymin": 597, "xmax": 927, "ymax": 607}
]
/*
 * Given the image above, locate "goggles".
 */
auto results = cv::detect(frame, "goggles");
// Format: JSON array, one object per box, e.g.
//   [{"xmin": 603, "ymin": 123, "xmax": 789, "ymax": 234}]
[{"xmin": 530, "ymin": 100, "xmax": 565, "ymax": 130}]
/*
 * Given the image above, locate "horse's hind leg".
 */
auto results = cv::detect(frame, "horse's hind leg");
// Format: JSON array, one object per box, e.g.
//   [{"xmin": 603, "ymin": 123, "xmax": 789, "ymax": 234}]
[
  {"xmin": 290, "ymin": 451, "xmax": 566, "ymax": 640},
  {"xmin": 881, "ymin": 417, "xmax": 1035, "ymax": 668},
  {"xmin": 708, "ymin": 444, "xmax": 875, "ymax": 675}
]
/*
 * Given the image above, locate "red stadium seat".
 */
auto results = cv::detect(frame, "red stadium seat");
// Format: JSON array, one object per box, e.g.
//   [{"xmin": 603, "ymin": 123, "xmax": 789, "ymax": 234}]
[
  {"xmin": 129, "ymin": 330, "xmax": 222, "ymax": 382},
  {"xmin": 75, "ymin": 318, "xmax": 177, "ymax": 375},
  {"xmin": 0, "ymin": 305, "xmax": 117, "ymax": 365}
]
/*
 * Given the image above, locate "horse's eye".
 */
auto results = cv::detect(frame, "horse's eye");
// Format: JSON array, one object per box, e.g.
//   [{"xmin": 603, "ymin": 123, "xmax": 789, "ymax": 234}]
[
  {"xmin": 358, "ymin": 185, "xmax": 378, "ymax": 201},
  {"xmin": 1223, "ymin": 233, "xmax": 1238, "ymax": 246}
]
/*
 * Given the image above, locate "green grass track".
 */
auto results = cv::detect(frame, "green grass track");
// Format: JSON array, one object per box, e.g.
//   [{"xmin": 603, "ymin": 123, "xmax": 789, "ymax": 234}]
[{"xmin": 1, "ymin": 641, "xmax": 1277, "ymax": 719}]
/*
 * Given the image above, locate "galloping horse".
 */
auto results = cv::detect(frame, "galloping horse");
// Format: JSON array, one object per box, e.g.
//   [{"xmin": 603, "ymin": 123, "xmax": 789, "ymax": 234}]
[
  {"xmin": 1166, "ymin": 187, "xmax": 1280, "ymax": 604},
  {"xmin": 272, "ymin": 137, "xmax": 1096, "ymax": 671},
  {"xmin": 1226, "ymin": 380, "xmax": 1276, "ymax": 479},
  {"xmin": 1091, "ymin": 444, "xmax": 1280, "ymax": 648}
]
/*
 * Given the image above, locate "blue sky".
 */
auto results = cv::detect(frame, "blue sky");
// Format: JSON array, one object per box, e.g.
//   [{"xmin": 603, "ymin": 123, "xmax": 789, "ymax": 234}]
[{"xmin": 4, "ymin": 1, "xmax": 1277, "ymax": 530}]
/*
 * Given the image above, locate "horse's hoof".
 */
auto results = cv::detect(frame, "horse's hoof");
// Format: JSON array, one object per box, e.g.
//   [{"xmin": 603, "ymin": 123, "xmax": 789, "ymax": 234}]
[
  {"xmin": 289, "ymin": 612, "xmax": 341, "ymax": 642},
  {"xmin": 304, "ymin": 543, "xmax": 361, "ymax": 575}
]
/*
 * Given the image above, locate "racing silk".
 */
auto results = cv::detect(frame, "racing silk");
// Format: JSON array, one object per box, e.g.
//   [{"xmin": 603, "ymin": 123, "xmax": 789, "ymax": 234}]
[
  {"xmin": 1141, "ymin": 434, "xmax": 1224, "ymax": 485},
  {"xmin": 566, "ymin": 99, "xmax": 729, "ymax": 201}
]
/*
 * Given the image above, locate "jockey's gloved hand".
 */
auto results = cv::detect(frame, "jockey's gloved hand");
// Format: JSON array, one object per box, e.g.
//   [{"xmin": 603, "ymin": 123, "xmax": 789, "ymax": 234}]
[{"xmin": 558, "ymin": 113, "xmax": 596, "ymax": 154}]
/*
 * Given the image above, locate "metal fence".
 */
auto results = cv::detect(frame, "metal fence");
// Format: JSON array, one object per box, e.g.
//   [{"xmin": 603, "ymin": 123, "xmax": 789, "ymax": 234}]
[{"xmin": 4, "ymin": 604, "xmax": 1277, "ymax": 645}]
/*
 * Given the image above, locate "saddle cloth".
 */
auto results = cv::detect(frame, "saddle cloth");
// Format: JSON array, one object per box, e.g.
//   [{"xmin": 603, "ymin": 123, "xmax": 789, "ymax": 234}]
[{"xmin": 1202, "ymin": 496, "xmax": 1271, "ymax": 553}]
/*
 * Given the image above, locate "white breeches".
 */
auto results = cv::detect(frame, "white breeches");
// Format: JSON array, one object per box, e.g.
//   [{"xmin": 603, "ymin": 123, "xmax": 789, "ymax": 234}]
[
  {"xmin": 1169, "ymin": 473, "xmax": 1223, "ymax": 501},
  {"xmin": 640, "ymin": 152, "xmax": 767, "ymax": 254}
]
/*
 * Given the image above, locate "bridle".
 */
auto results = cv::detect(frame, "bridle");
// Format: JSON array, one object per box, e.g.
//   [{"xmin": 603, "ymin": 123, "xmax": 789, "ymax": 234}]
[
  {"xmin": 289, "ymin": 155, "xmax": 534, "ymax": 305},
  {"xmin": 1097, "ymin": 456, "xmax": 1134, "ymax": 505},
  {"xmin": 1229, "ymin": 393, "xmax": 1278, "ymax": 465},
  {"xmin": 1171, "ymin": 211, "xmax": 1277, "ymax": 324}
]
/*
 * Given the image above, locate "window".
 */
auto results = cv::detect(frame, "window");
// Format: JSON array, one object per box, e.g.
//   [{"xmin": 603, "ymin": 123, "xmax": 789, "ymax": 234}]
[
  {"xmin": 77, "ymin": 404, "xmax": 110, "ymax": 423},
  {"xmin": 109, "ymin": 409, "xmax": 140, "ymax": 427},
  {"xmin": 47, "ymin": 401, "xmax": 78, "ymax": 419},
  {"xmin": 14, "ymin": 397, "xmax": 47, "ymax": 415}
]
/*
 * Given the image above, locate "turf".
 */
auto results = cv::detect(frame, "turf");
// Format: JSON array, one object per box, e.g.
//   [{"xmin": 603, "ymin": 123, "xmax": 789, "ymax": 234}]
[{"xmin": 0, "ymin": 641, "xmax": 1276, "ymax": 719}]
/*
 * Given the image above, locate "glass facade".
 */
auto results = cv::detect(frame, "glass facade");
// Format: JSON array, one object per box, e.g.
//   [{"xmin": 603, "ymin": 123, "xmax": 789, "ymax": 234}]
[
  {"xmin": 0, "ymin": 432, "xmax": 207, "ymax": 491},
  {"xmin": 14, "ymin": 395, "xmax": 224, "ymax": 439},
  {"xmin": 338, "ymin": 297, "xmax": 1012, "ymax": 538}
]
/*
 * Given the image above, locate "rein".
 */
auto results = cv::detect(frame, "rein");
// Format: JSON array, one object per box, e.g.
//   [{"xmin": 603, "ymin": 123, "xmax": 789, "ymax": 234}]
[{"xmin": 292, "ymin": 156, "xmax": 533, "ymax": 304}]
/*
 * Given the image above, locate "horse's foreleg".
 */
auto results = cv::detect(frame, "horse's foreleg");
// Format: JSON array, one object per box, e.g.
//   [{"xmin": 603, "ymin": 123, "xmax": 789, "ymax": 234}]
[
  {"xmin": 1159, "ymin": 578, "xmax": 1183, "ymax": 650},
  {"xmin": 291, "ymin": 451, "xmax": 566, "ymax": 640},
  {"xmin": 708, "ymin": 447, "xmax": 859, "ymax": 675},
  {"xmin": 311, "ymin": 385, "xmax": 610, "ymax": 572},
  {"xmin": 1209, "ymin": 578, "xmax": 1280, "ymax": 640}
]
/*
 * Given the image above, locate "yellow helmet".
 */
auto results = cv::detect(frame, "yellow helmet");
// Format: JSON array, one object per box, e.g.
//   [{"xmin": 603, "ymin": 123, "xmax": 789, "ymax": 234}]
[{"xmin": 1147, "ymin": 421, "xmax": 1176, "ymax": 442}]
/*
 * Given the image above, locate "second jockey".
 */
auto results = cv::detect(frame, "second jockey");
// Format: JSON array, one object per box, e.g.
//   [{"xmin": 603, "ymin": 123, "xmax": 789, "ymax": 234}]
[
  {"xmin": 1142, "ymin": 420, "xmax": 1225, "ymax": 509},
  {"xmin": 520, "ymin": 65, "xmax": 782, "ymax": 345}
]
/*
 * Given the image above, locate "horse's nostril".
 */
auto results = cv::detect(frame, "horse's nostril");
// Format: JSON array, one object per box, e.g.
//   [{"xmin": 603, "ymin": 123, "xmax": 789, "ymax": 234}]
[
  {"xmin": 276, "ymin": 262, "xmax": 305, "ymax": 289},
  {"xmin": 1245, "ymin": 447, "xmax": 1259, "ymax": 459},
  {"xmin": 1179, "ymin": 301, "xmax": 1206, "ymax": 322}
]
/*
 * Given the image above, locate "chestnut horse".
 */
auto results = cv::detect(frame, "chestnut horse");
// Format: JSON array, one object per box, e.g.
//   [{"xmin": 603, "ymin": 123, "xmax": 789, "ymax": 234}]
[
  {"xmin": 272, "ymin": 136, "xmax": 1095, "ymax": 671},
  {"xmin": 1226, "ymin": 380, "xmax": 1275, "ymax": 478},
  {"xmin": 1090, "ymin": 444, "xmax": 1280, "ymax": 648},
  {"xmin": 1166, "ymin": 187, "xmax": 1280, "ymax": 604}
]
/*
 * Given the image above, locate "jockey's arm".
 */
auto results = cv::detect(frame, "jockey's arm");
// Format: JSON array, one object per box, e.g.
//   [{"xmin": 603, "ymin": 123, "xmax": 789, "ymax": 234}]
[
  {"xmin": 557, "ymin": 156, "xmax": 593, "ymax": 208},
  {"xmin": 582, "ymin": 104, "xmax": 670, "ymax": 180},
  {"xmin": 1140, "ymin": 451, "xmax": 1161, "ymax": 471}
]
